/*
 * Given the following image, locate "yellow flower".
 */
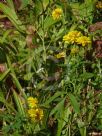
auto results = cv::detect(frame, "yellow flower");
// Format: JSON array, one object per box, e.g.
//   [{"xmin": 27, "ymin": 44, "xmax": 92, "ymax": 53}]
[
  {"xmin": 55, "ymin": 52, "xmax": 66, "ymax": 59},
  {"xmin": 28, "ymin": 108, "xmax": 43, "ymax": 121},
  {"xmin": 76, "ymin": 36, "xmax": 91, "ymax": 47},
  {"xmin": 96, "ymin": 1, "xmax": 102, "ymax": 9},
  {"xmin": 34, "ymin": 108, "xmax": 44, "ymax": 121},
  {"xmin": 27, "ymin": 97, "xmax": 38, "ymax": 108},
  {"xmin": 28, "ymin": 109, "xmax": 36, "ymax": 119},
  {"xmin": 71, "ymin": 48, "xmax": 79, "ymax": 54},
  {"xmin": 52, "ymin": 8, "xmax": 62, "ymax": 20},
  {"xmin": 63, "ymin": 31, "xmax": 82, "ymax": 44}
]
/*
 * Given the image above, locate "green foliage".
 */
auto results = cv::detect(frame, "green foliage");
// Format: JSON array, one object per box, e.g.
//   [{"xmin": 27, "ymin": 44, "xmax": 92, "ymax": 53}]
[
  {"xmin": 0, "ymin": 0, "xmax": 102, "ymax": 136},
  {"xmin": 0, "ymin": 2, "xmax": 25, "ymax": 33}
]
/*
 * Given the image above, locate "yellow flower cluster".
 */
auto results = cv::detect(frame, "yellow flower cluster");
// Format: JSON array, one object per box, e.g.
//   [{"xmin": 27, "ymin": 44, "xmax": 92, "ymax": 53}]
[
  {"xmin": 27, "ymin": 97, "xmax": 43, "ymax": 122},
  {"xmin": 63, "ymin": 30, "xmax": 91, "ymax": 47},
  {"xmin": 52, "ymin": 8, "xmax": 63, "ymax": 20},
  {"xmin": 63, "ymin": 31, "xmax": 82, "ymax": 44},
  {"xmin": 28, "ymin": 108, "xmax": 43, "ymax": 121},
  {"xmin": 55, "ymin": 51, "xmax": 66, "ymax": 59},
  {"xmin": 76, "ymin": 36, "xmax": 91, "ymax": 47},
  {"xmin": 96, "ymin": 1, "xmax": 102, "ymax": 9},
  {"xmin": 27, "ymin": 97, "xmax": 38, "ymax": 108}
]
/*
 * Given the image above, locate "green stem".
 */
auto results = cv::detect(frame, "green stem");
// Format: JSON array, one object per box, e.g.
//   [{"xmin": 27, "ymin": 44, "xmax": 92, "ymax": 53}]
[
  {"xmin": 98, "ymin": 60, "xmax": 101, "ymax": 76},
  {"xmin": 69, "ymin": 125, "xmax": 71, "ymax": 136},
  {"xmin": 41, "ymin": 5, "xmax": 46, "ymax": 62}
]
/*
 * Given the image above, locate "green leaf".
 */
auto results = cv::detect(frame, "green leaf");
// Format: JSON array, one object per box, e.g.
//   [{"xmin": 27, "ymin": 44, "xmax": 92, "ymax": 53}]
[
  {"xmin": 24, "ymin": 73, "xmax": 33, "ymax": 81},
  {"xmin": 34, "ymin": 0, "xmax": 43, "ymax": 15},
  {"xmin": 12, "ymin": 89, "xmax": 25, "ymax": 117},
  {"xmin": 42, "ymin": 91, "xmax": 66, "ymax": 106},
  {"xmin": 57, "ymin": 119, "xmax": 63, "ymax": 136},
  {"xmin": 68, "ymin": 93, "xmax": 80, "ymax": 114},
  {"xmin": 0, "ymin": 69, "xmax": 10, "ymax": 81},
  {"xmin": 0, "ymin": 3, "xmax": 25, "ymax": 33},
  {"xmin": 11, "ymin": 73, "xmax": 27, "ymax": 99},
  {"xmin": 56, "ymin": 99, "xmax": 70, "ymax": 136},
  {"xmin": 20, "ymin": 0, "xmax": 30, "ymax": 9},
  {"xmin": 43, "ymin": 0, "xmax": 50, "ymax": 9},
  {"xmin": 0, "ymin": 90, "xmax": 5, "ymax": 103},
  {"xmin": 1, "ymin": 30, "xmax": 12, "ymax": 44},
  {"xmin": 6, "ymin": 0, "xmax": 15, "ymax": 10},
  {"xmin": 49, "ymin": 98, "xmax": 65, "ymax": 116},
  {"xmin": 97, "ymin": 125, "xmax": 102, "ymax": 130},
  {"xmin": 77, "ymin": 120, "xmax": 86, "ymax": 136},
  {"xmin": 44, "ymin": 17, "xmax": 56, "ymax": 29},
  {"xmin": 80, "ymin": 72, "xmax": 94, "ymax": 80}
]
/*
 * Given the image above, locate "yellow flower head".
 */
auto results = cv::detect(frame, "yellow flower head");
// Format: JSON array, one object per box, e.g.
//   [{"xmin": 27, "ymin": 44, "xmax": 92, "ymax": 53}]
[
  {"xmin": 96, "ymin": 1, "xmax": 102, "ymax": 9},
  {"xmin": 52, "ymin": 8, "xmax": 63, "ymax": 20},
  {"xmin": 28, "ymin": 109, "xmax": 36, "ymax": 119},
  {"xmin": 34, "ymin": 108, "xmax": 44, "ymax": 121},
  {"xmin": 63, "ymin": 31, "xmax": 82, "ymax": 44},
  {"xmin": 55, "ymin": 52, "xmax": 66, "ymax": 59},
  {"xmin": 27, "ymin": 97, "xmax": 38, "ymax": 108},
  {"xmin": 76, "ymin": 36, "xmax": 91, "ymax": 47},
  {"xmin": 71, "ymin": 48, "xmax": 79, "ymax": 54},
  {"xmin": 28, "ymin": 108, "xmax": 43, "ymax": 121}
]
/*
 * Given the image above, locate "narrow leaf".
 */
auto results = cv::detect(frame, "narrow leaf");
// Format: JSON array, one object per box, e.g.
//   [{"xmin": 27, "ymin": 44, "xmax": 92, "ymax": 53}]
[
  {"xmin": 68, "ymin": 93, "xmax": 80, "ymax": 114},
  {"xmin": 43, "ymin": 91, "xmax": 65, "ymax": 106}
]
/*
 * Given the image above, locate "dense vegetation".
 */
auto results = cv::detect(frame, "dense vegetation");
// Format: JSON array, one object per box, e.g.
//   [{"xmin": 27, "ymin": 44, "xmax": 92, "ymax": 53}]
[{"xmin": 0, "ymin": 0, "xmax": 102, "ymax": 136}]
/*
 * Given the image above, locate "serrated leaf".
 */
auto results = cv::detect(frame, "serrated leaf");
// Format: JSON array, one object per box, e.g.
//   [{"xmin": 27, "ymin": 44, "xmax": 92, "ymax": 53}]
[
  {"xmin": 80, "ymin": 72, "xmax": 94, "ymax": 80},
  {"xmin": 44, "ymin": 17, "xmax": 56, "ymax": 29}
]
